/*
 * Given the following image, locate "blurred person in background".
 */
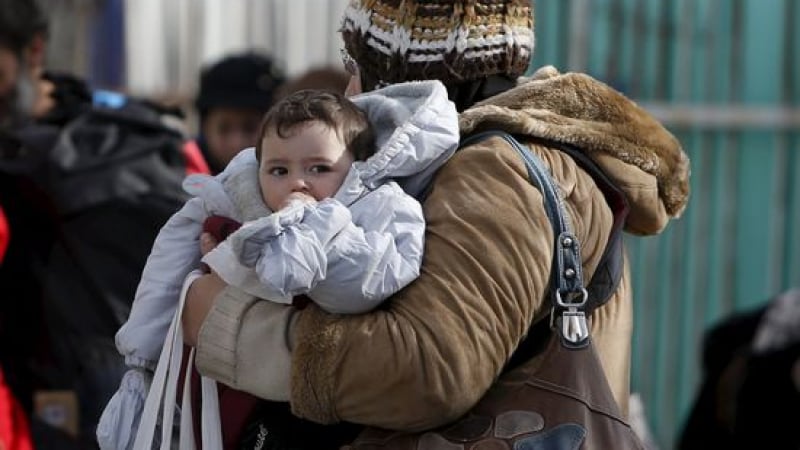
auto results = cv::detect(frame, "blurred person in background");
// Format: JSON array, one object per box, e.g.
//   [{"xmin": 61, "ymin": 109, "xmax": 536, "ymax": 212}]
[
  {"xmin": 181, "ymin": 0, "xmax": 690, "ymax": 448},
  {"xmin": 679, "ymin": 288, "xmax": 800, "ymax": 450},
  {"xmin": 0, "ymin": 0, "xmax": 190, "ymax": 447},
  {"xmin": 273, "ymin": 65, "xmax": 350, "ymax": 101},
  {"xmin": 187, "ymin": 52, "xmax": 286, "ymax": 175}
]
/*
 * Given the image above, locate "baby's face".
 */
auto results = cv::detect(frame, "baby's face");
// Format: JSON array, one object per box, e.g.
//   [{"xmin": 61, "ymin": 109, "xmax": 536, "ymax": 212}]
[{"xmin": 258, "ymin": 121, "xmax": 354, "ymax": 211}]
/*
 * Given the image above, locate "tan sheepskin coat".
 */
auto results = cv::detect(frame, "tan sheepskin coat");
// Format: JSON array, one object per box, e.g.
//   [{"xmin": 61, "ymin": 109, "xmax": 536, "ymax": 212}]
[{"xmin": 200, "ymin": 66, "xmax": 690, "ymax": 432}]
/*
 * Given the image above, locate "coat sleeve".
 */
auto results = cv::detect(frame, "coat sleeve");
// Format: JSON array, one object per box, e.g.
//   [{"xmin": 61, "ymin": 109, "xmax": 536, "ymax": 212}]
[
  {"xmin": 230, "ymin": 184, "xmax": 424, "ymax": 314},
  {"xmin": 114, "ymin": 196, "xmax": 208, "ymax": 369},
  {"xmin": 117, "ymin": 170, "xmax": 243, "ymax": 368},
  {"xmin": 308, "ymin": 183, "xmax": 424, "ymax": 313},
  {"xmin": 287, "ymin": 138, "xmax": 559, "ymax": 430}
]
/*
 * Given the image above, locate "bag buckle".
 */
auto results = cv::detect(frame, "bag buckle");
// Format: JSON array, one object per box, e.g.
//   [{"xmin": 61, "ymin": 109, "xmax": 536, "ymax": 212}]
[
  {"xmin": 552, "ymin": 288, "xmax": 590, "ymax": 345},
  {"xmin": 561, "ymin": 309, "xmax": 589, "ymax": 344}
]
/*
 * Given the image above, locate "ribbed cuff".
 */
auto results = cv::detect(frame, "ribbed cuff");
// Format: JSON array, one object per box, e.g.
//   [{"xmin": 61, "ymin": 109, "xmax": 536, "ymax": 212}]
[
  {"xmin": 195, "ymin": 286, "xmax": 295, "ymax": 401},
  {"xmin": 195, "ymin": 286, "xmax": 257, "ymax": 386}
]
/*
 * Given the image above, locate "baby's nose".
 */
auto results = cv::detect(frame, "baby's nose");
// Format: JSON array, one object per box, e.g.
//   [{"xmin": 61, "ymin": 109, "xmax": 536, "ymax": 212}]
[{"xmin": 290, "ymin": 177, "xmax": 309, "ymax": 192}]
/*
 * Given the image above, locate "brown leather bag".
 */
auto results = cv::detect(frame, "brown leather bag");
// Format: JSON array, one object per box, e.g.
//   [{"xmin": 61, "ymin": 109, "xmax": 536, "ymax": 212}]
[
  {"xmin": 345, "ymin": 334, "xmax": 642, "ymax": 450},
  {"xmin": 344, "ymin": 133, "xmax": 644, "ymax": 450}
]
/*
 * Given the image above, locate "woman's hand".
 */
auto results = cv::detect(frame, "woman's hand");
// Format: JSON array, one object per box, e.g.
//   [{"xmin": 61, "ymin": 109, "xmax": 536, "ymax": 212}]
[
  {"xmin": 182, "ymin": 232, "xmax": 226, "ymax": 346},
  {"xmin": 182, "ymin": 270, "xmax": 226, "ymax": 346}
]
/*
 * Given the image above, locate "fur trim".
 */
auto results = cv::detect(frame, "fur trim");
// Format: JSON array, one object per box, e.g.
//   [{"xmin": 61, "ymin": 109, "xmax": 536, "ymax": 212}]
[
  {"xmin": 290, "ymin": 306, "xmax": 342, "ymax": 424},
  {"xmin": 460, "ymin": 66, "xmax": 690, "ymax": 218}
]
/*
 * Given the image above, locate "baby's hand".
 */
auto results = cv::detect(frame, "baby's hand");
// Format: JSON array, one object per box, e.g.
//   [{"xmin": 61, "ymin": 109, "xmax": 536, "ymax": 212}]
[
  {"xmin": 199, "ymin": 215, "xmax": 241, "ymax": 261},
  {"xmin": 198, "ymin": 232, "xmax": 218, "ymax": 273},
  {"xmin": 199, "ymin": 232, "xmax": 218, "ymax": 256},
  {"xmin": 280, "ymin": 192, "xmax": 316, "ymax": 210}
]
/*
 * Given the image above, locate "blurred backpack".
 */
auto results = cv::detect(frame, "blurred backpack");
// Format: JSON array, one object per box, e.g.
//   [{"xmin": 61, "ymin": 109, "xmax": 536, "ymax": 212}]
[{"xmin": 0, "ymin": 73, "xmax": 190, "ymax": 447}]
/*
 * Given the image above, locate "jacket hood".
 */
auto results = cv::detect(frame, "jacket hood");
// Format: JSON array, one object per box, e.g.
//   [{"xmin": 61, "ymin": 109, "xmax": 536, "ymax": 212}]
[
  {"xmin": 459, "ymin": 66, "xmax": 690, "ymax": 234},
  {"xmin": 338, "ymin": 80, "xmax": 459, "ymax": 203},
  {"xmin": 185, "ymin": 80, "xmax": 459, "ymax": 214}
]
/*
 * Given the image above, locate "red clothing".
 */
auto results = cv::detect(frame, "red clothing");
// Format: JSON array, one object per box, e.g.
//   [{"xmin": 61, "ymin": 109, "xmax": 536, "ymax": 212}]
[
  {"xmin": 182, "ymin": 140, "xmax": 211, "ymax": 175},
  {"xmin": 0, "ymin": 206, "xmax": 8, "ymax": 262},
  {"xmin": 0, "ymin": 368, "xmax": 33, "ymax": 450},
  {"xmin": 1, "ymin": 211, "xmax": 31, "ymax": 450}
]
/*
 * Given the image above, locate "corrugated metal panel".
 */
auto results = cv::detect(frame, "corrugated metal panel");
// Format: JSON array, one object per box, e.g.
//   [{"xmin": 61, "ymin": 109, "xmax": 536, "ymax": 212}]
[
  {"xmin": 531, "ymin": 1, "xmax": 800, "ymax": 448},
  {"xmin": 121, "ymin": 0, "xmax": 352, "ymax": 97}
]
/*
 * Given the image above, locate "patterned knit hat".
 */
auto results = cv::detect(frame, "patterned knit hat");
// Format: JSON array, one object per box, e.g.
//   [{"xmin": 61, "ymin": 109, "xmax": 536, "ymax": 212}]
[{"xmin": 340, "ymin": 0, "xmax": 534, "ymax": 87}]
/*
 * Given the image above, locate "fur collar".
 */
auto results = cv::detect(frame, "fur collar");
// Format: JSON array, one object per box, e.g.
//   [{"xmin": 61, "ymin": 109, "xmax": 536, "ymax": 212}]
[{"xmin": 460, "ymin": 66, "xmax": 690, "ymax": 219}]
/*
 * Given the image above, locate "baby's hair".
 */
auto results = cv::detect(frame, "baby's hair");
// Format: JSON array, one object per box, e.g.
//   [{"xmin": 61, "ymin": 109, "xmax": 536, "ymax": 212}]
[{"xmin": 256, "ymin": 89, "xmax": 375, "ymax": 163}]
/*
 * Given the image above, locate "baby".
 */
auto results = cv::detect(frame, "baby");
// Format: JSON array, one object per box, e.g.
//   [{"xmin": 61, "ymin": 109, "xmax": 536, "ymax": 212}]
[{"xmin": 193, "ymin": 88, "xmax": 428, "ymax": 313}]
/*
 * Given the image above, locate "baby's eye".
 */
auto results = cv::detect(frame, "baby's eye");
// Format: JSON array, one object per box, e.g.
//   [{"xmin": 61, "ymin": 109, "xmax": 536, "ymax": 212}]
[
  {"xmin": 268, "ymin": 167, "xmax": 287, "ymax": 176},
  {"xmin": 309, "ymin": 165, "xmax": 332, "ymax": 174}
]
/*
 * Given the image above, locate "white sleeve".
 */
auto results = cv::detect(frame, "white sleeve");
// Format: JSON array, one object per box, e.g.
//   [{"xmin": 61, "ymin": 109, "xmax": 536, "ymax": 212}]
[
  {"xmin": 115, "ymin": 196, "xmax": 207, "ymax": 369},
  {"xmin": 117, "ymin": 171, "xmax": 248, "ymax": 368},
  {"xmin": 223, "ymin": 183, "xmax": 424, "ymax": 314},
  {"xmin": 307, "ymin": 185, "xmax": 425, "ymax": 313}
]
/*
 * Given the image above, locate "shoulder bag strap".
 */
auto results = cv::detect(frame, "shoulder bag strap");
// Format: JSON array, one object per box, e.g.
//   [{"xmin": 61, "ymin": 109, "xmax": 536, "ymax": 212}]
[{"xmin": 460, "ymin": 131, "xmax": 592, "ymax": 349}]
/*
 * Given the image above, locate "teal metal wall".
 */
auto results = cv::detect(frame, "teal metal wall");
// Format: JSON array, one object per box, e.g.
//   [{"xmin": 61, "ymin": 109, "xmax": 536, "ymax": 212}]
[{"xmin": 528, "ymin": 1, "xmax": 800, "ymax": 448}]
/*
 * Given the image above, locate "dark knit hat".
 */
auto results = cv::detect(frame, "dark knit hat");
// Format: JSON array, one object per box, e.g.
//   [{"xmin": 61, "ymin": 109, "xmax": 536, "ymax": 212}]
[
  {"xmin": 340, "ymin": 0, "xmax": 534, "ymax": 87},
  {"xmin": 195, "ymin": 52, "xmax": 285, "ymax": 115},
  {"xmin": 0, "ymin": 0, "xmax": 49, "ymax": 54}
]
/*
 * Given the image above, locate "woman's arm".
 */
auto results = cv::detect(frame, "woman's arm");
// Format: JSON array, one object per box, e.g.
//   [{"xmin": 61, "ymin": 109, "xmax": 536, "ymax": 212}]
[
  {"xmin": 183, "ymin": 232, "xmax": 226, "ymax": 347},
  {"xmin": 182, "ymin": 269, "xmax": 225, "ymax": 347},
  {"xmin": 194, "ymin": 138, "xmax": 557, "ymax": 429},
  {"xmin": 185, "ymin": 231, "xmax": 295, "ymax": 402}
]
